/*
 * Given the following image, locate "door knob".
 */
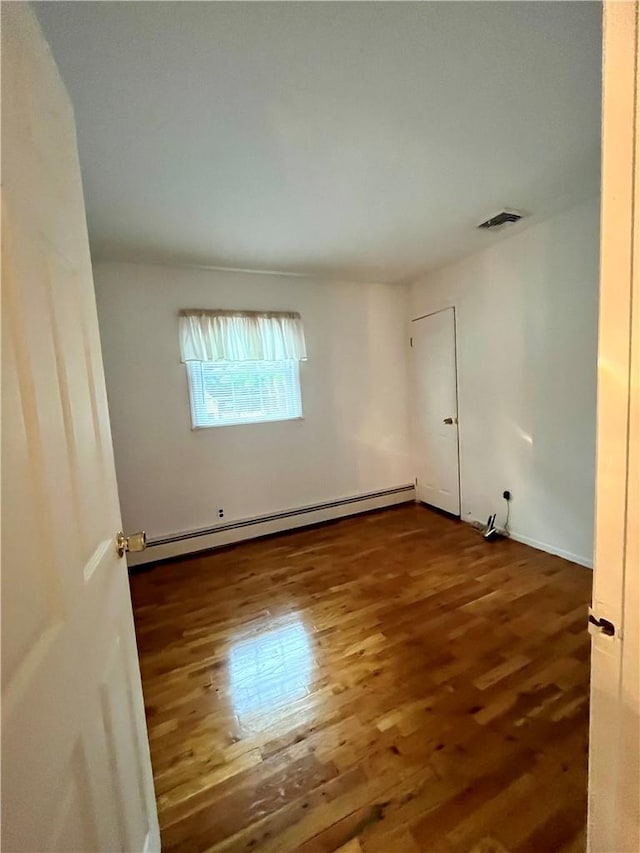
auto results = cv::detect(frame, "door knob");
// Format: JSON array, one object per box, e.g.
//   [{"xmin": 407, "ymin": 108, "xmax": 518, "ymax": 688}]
[
  {"xmin": 116, "ymin": 530, "xmax": 146, "ymax": 558},
  {"xmin": 443, "ymin": 417, "xmax": 455, "ymax": 424}
]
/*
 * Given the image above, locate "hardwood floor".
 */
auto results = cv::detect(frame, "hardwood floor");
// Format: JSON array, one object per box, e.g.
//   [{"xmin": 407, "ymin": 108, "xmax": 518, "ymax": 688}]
[{"xmin": 130, "ymin": 504, "xmax": 593, "ymax": 853}]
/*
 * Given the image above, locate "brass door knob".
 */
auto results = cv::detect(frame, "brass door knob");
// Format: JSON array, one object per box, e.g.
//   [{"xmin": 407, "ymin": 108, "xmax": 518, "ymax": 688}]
[{"xmin": 116, "ymin": 531, "xmax": 147, "ymax": 558}]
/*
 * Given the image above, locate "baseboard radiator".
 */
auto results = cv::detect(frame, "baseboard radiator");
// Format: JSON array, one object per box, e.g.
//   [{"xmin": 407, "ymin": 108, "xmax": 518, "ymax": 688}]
[{"xmin": 129, "ymin": 484, "xmax": 416, "ymax": 566}]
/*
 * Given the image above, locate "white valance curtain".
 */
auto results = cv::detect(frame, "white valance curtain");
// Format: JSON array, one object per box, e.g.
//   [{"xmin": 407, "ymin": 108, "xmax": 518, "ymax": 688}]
[{"xmin": 179, "ymin": 309, "xmax": 307, "ymax": 363}]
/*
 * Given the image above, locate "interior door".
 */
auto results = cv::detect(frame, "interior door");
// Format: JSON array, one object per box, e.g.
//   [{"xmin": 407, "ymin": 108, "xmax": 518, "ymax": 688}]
[
  {"xmin": 1, "ymin": 6, "xmax": 159, "ymax": 852},
  {"xmin": 411, "ymin": 307, "xmax": 461, "ymax": 515},
  {"xmin": 587, "ymin": 2, "xmax": 640, "ymax": 850}
]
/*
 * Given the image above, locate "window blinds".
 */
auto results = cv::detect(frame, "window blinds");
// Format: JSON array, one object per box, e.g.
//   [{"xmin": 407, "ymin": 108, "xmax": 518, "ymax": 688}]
[{"xmin": 187, "ymin": 359, "xmax": 302, "ymax": 428}]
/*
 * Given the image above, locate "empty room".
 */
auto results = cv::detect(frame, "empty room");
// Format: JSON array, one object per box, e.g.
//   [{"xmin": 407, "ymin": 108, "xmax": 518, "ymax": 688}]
[{"xmin": 2, "ymin": 2, "xmax": 639, "ymax": 853}]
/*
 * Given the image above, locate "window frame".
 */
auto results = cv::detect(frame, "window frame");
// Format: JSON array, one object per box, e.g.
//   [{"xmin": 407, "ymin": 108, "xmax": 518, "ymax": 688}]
[{"xmin": 185, "ymin": 358, "xmax": 304, "ymax": 430}]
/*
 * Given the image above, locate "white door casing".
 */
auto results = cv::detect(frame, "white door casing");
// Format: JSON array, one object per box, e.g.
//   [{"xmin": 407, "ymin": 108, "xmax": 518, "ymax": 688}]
[
  {"xmin": 1, "ymin": 6, "xmax": 159, "ymax": 852},
  {"xmin": 411, "ymin": 307, "xmax": 461, "ymax": 515},
  {"xmin": 587, "ymin": 2, "xmax": 640, "ymax": 851}
]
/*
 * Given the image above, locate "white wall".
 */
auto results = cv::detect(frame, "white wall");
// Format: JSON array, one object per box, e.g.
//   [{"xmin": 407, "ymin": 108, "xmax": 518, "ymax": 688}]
[
  {"xmin": 94, "ymin": 262, "xmax": 412, "ymax": 541},
  {"xmin": 409, "ymin": 198, "xmax": 600, "ymax": 567}
]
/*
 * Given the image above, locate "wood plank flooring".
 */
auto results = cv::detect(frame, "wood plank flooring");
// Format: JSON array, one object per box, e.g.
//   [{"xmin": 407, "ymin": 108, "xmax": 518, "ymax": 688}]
[{"xmin": 130, "ymin": 504, "xmax": 593, "ymax": 853}]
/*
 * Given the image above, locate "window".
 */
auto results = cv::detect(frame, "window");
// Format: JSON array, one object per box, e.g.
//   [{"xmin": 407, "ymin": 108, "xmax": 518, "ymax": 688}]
[
  {"xmin": 179, "ymin": 308, "xmax": 306, "ymax": 429},
  {"xmin": 187, "ymin": 359, "xmax": 303, "ymax": 429}
]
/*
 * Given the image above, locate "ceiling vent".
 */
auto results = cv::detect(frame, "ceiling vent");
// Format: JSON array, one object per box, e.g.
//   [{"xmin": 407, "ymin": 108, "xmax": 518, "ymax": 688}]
[{"xmin": 477, "ymin": 208, "xmax": 525, "ymax": 231}]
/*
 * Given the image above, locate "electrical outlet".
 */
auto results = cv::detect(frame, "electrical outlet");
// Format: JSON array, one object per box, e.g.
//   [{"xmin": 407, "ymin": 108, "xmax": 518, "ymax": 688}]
[{"xmin": 218, "ymin": 508, "xmax": 224, "ymax": 518}]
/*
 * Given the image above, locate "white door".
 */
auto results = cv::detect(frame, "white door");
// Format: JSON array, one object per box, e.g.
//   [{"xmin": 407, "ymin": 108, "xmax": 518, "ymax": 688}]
[
  {"xmin": 411, "ymin": 307, "xmax": 461, "ymax": 515},
  {"xmin": 1, "ymin": 6, "xmax": 159, "ymax": 852},
  {"xmin": 587, "ymin": 3, "xmax": 640, "ymax": 851}
]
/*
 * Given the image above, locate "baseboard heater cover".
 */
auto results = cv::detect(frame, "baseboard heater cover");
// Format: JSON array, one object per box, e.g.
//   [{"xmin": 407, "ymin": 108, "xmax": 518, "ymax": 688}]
[{"xmin": 130, "ymin": 484, "xmax": 415, "ymax": 566}]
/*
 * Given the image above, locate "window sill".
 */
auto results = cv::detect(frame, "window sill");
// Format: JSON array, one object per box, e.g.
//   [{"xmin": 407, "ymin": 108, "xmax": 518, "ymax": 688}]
[{"xmin": 191, "ymin": 416, "xmax": 305, "ymax": 431}]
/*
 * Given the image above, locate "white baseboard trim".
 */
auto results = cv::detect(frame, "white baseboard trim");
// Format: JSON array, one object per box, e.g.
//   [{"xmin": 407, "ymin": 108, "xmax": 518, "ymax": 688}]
[
  {"xmin": 507, "ymin": 530, "xmax": 593, "ymax": 569},
  {"xmin": 128, "ymin": 484, "xmax": 416, "ymax": 566},
  {"xmin": 462, "ymin": 516, "xmax": 593, "ymax": 569}
]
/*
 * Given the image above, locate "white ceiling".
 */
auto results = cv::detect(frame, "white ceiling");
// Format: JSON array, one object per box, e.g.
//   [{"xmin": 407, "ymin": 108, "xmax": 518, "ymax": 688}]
[{"xmin": 35, "ymin": 1, "xmax": 601, "ymax": 283}]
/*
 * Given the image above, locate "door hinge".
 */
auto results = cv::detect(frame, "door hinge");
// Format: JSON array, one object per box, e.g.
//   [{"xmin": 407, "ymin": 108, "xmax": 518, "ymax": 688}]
[
  {"xmin": 410, "ymin": 337, "xmax": 413, "ymax": 347},
  {"xmin": 588, "ymin": 607, "xmax": 616, "ymax": 637}
]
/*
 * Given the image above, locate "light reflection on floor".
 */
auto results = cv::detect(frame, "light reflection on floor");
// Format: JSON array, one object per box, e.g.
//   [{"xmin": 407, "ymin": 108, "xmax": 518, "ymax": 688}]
[{"xmin": 227, "ymin": 616, "xmax": 315, "ymax": 730}]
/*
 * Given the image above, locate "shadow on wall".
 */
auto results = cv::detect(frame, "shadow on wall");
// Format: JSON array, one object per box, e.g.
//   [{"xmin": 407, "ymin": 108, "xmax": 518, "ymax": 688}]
[{"xmin": 325, "ymin": 282, "xmax": 411, "ymax": 492}]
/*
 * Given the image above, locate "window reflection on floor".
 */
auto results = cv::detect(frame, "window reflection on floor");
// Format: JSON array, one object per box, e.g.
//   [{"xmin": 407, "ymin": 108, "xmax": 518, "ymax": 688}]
[{"xmin": 228, "ymin": 617, "xmax": 314, "ymax": 726}]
